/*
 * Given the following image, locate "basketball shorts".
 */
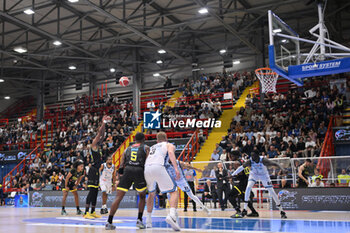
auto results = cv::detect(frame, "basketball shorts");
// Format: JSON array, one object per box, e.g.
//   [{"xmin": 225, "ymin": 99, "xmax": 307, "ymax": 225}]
[
  {"xmin": 165, "ymin": 163, "xmax": 191, "ymax": 193},
  {"xmin": 100, "ymin": 182, "xmax": 113, "ymax": 194},
  {"xmin": 248, "ymin": 173, "xmax": 273, "ymax": 188},
  {"xmin": 117, "ymin": 166, "xmax": 147, "ymax": 193},
  {"xmin": 144, "ymin": 164, "xmax": 177, "ymax": 194},
  {"xmin": 88, "ymin": 166, "xmax": 100, "ymax": 188},
  {"xmin": 61, "ymin": 181, "xmax": 77, "ymax": 192}
]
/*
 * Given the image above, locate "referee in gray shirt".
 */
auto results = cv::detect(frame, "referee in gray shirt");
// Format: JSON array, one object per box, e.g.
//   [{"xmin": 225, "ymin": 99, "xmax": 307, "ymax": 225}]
[{"xmin": 183, "ymin": 162, "xmax": 198, "ymax": 212}]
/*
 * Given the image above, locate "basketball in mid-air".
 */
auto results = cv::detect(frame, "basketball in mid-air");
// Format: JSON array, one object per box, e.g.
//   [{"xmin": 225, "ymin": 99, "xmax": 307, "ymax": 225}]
[{"xmin": 119, "ymin": 76, "xmax": 129, "ymax": 87}]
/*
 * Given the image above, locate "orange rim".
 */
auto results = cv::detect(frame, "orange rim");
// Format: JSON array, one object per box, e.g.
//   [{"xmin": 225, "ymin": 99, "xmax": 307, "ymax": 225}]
[{"xmin": 255, "ymin": 67, "xmax": 278, "ymax": 77}]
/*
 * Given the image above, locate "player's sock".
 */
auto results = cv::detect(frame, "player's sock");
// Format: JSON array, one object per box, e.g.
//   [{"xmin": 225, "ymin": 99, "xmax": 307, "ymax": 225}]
[
  {"xmin": 277, "ymin": 204, "xmax": 283, "ymax": 212},
  {"xmin": 91, "ymin": 206, "xmax": 95, "ymax": 213},
  {"xmin": 146, "ymin": 212, "xmax": 152, "ymax": 224},
  {"xmin": 169, "ymin": 208, "xmax": 177, "ymax": 219},
  {"xmin": 62, "ymin": 206, "xmax": 65, "ymax": 210},
  {"xmin": 267, "ymin": 187, "xmax": 283, "ymax": 211},
  {"xmin": 138, "ymin": 212, "xmax": 143, "ymax": 221},
  {"xmin": 108, "ymin": 215, "xmax": 113, "ymax": 224},
  {"xmin": 85, "ymin": 206, "xmax": 89, "ymax": 214},
  {"xmin": 186, "ymin": 190, "xmax": 206, "ymax": 210},
  {"xmin": 243, "ymin": 202, "xmax": 248, "ymax": 210},
  {"xmin": 76, "ymin": 206, "xmax": 80, "ymax": 211}
]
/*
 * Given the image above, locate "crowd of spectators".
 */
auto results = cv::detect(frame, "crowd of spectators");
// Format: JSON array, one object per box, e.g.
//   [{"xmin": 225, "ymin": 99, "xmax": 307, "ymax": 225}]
[
  {"xmin": 2, "ymin": 94, "xmax": 136, "ymax": 192},
  {"xmin": 0, "ymin": 119, "xmax": 51, "ymax": 151},
  {"xmin": 208, "ymin": 75, "xmax": 350, "ymax": 188}
]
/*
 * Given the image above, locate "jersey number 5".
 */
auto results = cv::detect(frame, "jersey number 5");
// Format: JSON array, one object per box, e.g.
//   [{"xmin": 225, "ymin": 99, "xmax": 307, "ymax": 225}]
[{"xmin": 131, "ymin": 151, "xmax": 138, "ymax": 161}]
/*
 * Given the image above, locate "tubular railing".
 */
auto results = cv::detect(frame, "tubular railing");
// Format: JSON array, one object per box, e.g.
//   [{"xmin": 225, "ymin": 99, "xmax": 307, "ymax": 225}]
[
  {"xmin": 2, "ymin": 142, "xmax": 44, "ymax": 193},
  {"xmin": 177, "ymin": 129, "xmax": 200, "ymax": 162},
  {"xmin": 317, "ymin": 116, "xmax": 337, "ymax": 178}
]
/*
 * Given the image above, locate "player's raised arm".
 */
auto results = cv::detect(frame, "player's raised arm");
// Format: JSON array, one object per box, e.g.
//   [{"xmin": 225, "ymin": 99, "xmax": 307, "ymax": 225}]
[
  {"xmin": 262, "ymin": 158, "xmax": 285, "ymax": 172},
  {"xmin": 92, "ymin": 115, "xmax": 110, "ymax": 149},
  {"xmin": 167, "ymin": 143, "xmax": 180, "ymax": 180},
  {"xmin": 231, "ymin": 160, "xmax": 251, "ymax": 177}
]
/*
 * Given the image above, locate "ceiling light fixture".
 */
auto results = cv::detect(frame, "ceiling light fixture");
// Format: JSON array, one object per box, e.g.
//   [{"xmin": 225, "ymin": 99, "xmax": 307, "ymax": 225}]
[
  {"xmin": 273, "ymin": 28, "xmax": 282, "ymax": 33},
  {"xmin": 219, "ymin": 49, "xmax": 227, "ymax": 54},
  {"xmin": 24, "ymin": 9, "xmax": 35, "ymax": 15},
  {"xmin": 233, "ymin": 60, "xmax": 240, "ymax": 65},
  {"xmin": 156, "ymin": 60, "xmax": 163, "ymax": 64},
  {"xmin": 4, "ymin": 96, "xmax": 10, "ymax": 100},
  {"xmin": 153, "ymin": 73, "xmax": 160, "ymax": 77},
  {"xmin": 110, "ymin": 68, "xmax": 116, "ymax": 73},
  {"xmin": 198, "ymin": 8, "xmax": 208, "ymax": 14},
  {"xmin": 68, "ymin": 65, "xmax": 77, "ymax": 70},
  {"xmin": 53, "ymin": 40, "xmax": 62, "ymax": 46},
  {"xmin": 14, "ymin": 47, "xmax": 27, "ymax": 53},
  {"xmin": 158, "ymin": 49, "xmax": 166, "ymax": 54},
  {"xmin": 68, "ymin": 0, "xmax": 79, "ymax": 3},
  {"xmin": 0, "ymin": 79, "xmax": 4, "ymax": 83}
]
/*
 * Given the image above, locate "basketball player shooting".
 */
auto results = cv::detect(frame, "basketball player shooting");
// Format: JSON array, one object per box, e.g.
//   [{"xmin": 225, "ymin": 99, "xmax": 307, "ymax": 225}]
[
  {"xmin": 84, "ymin": 115, "xmax": 111, "ymax": 219},
  {"xmin": 144, "ymin": 132, "xmax": 181, "ymax": 231},
  {"xmin": 231, "ymin": 152, "xmax": 287, "ymax": 219}
]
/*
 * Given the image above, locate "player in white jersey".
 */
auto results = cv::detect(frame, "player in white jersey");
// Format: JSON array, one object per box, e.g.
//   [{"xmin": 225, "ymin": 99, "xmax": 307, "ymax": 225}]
[
  {"xmin": 231, "ymin": 152, "xmax": 287, "ymax": 219},
  {"xmin": 146, "ymin": 160, "xmax": 210, "ymax": 228},
  {"xmin": 99, "ymin": 156, "xmax": 116, "ymax": 214},
  {"xmin": 144, "ymin": 132, "xmax": 181, "ymax": 231}
]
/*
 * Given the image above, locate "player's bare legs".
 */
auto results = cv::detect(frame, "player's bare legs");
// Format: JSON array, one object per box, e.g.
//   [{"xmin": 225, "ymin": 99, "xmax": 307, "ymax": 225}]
[
  {"xmin": 61, "ymin": 190, "xmax": 69, "ymax": 216},
  {"xmin": 108, "ymin": 190, "xmax": 126, "ymax": 218},
  {"xmin": 101, "ymin": 191, "xmax": 108, "ymax": 214},
  {"xmin": 166, "ymin": 190, "xmax": 180, "ymax": 231},
  {"xmin": 72, "ymin": 191, "xmax": 82, "ymax": 215}
]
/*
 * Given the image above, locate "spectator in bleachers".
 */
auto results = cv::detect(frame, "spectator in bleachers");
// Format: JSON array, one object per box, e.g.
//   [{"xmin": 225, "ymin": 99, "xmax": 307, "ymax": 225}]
[
  {"xmin": 337, "ymin": 169, "xmax": 350, "ymax": 185},
  {"xmin": 211, "ymin": 150, "xmax": 220, "ymax": 161},
  {"xmin": 310, "ymin": 177, "xmax": 324, "ymax": 187},
  {"xmin": 202, "ymin": 179, "xmax": 218, "ymax": 209}
]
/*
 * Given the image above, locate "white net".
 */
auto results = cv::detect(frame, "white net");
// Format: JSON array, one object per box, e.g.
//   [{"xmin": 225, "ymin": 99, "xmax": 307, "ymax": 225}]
[{"xmin": 255, "ymin": 68, "xmax": 279, "ymax": 93}]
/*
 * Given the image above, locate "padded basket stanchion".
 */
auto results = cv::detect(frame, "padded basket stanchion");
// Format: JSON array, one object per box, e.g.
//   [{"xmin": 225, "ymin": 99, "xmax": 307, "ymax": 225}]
[{"xmin": 255, "ymin": 67, "xmax": 279, "ymax": 93}]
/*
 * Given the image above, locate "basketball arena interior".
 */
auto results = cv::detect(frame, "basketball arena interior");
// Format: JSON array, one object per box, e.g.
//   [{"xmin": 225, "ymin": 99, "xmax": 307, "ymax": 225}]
[{"xmin": 0, "ymin": 0, "xmax": 350, "ymax": 232}]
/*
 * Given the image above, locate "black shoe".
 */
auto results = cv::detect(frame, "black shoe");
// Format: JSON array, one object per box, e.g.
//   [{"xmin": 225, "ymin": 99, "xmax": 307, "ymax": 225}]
[
  {"xmin": 247, "ymin": 212, "xmax": 259, "ymax": 217},
  {"xmin": 76, "ymin": 209, "xmax": 83, "ymax": 215},
  {"xmin": 221, "ymin": 208, "xmax": 225, "ymax": 211},
  {"xmin": 241, "ymin": 209, "xmax": 247, "ymax": 217},
  {"xmin": 193, "ymin": 209, "xmax": 197, "ymax": 212},
  {"xmin": 184, "ymin": 209, "xmax": 187, "ymax": 212},
  {"xmin": 281, "ymin": 211, "xmax": 287, "ymax": 219},
  {"xmin": 100, "ymin": 208, "xmax": 105, "ymax": 214},
  {"xmin": 104, "ymin": 208, "xmax": 109, "ymax": 214},
  {"xmin": 230, "ymin": 211, "xmax": 242, "ymax": 218}
]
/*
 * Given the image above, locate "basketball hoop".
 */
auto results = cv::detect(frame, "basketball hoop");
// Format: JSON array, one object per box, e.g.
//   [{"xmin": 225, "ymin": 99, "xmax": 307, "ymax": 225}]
[{"xmin": 255, "ymin": 67, "xmax": 279, "ymax": 93}]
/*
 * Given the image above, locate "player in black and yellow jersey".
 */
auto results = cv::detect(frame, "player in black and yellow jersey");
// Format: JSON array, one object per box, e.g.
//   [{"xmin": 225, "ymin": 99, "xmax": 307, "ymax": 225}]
[
  {"xmin": 105, "ymin": 132, "xmax": 149, "ymax": 230},
  {"xmin": 228, "ymin": 161, "xmax": 259, "ymax": 218},
  {"xmin": 84, "ymin": 115, "xmax": 111, "ymax": 219},
  {"xmin": 61, "ymin": 160, "xmax": 85, "ymax": 216}
]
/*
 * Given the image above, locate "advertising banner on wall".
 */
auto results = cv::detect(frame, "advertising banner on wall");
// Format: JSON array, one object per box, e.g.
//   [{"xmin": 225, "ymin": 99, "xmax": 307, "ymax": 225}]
[
  {"xmin": 29, "ymin": 190, "xmax": 137, "ymax": 208},
  {"xmin": 0, "ymin": 149, "xmax": 34, "ymax": 164},
  {"xmin": 272, "ymin": 188, "xmax": 350, "ymax": 211}
]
